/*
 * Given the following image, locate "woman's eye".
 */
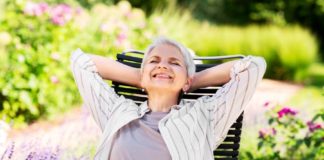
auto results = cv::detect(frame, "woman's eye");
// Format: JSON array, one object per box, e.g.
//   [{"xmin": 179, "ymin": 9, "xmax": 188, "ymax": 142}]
[
  {"xmin": 171, "ymin": 62, "xmax": 180, "ymax": 66},
  {"xmin": 149, "ymin": 60, "xmax": 157, "ymax": 63}
]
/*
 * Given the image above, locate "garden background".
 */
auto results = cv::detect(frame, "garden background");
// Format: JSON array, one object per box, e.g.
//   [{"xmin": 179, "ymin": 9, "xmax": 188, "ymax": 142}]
[{"xmin": 0, "ymin": 0, "xmax": 323, "ymax": 159}]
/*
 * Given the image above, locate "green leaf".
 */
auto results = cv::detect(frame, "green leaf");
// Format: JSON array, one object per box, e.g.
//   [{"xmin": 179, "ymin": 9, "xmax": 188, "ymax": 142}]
[
  {"xmin": 246, "ymin": 152, "xmax": 254, "ymax": 159},
  {"xmin": 257, "ymin": 141, "xmax": 264, "ymax": 150},
  {"xmin": 269, "ymin": 118, "xmax": 274, "ymax": 124},
  {"xmin": 304, "ymin": 137, "xmax": 311, "ymax": 147}
]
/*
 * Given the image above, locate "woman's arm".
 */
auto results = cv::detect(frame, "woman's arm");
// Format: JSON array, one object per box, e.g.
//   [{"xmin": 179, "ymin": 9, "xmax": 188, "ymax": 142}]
[
  {"xmin": 190, "ymin": 60, "xmax": 239, "ymax": 91},
  {"xmin": 195, "ymin": 55, "xmax": 266, "ymax": 149},
  {"xmin": 90, "ymin": 54, "xmax": 141, "ymax": 88},
  {"xmin": 70, "ymin": 49, "xmax": 139, "ymax": 131}
]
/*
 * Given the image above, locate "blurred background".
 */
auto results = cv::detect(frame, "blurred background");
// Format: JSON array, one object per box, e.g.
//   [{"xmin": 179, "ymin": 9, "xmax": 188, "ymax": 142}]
[{"xmin": 0, "ymin": 0, "xmax": 323, "ymax": 159}]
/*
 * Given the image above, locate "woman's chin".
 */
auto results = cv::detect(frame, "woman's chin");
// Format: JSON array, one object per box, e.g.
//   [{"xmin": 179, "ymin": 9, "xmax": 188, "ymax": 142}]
[
  {"xmin": 146, "ymin": 84, "xmax": 180, "ymax": 93},
  {"xmin": 151, "ymin": 77, "xmax": 173, "ymax": 82}
]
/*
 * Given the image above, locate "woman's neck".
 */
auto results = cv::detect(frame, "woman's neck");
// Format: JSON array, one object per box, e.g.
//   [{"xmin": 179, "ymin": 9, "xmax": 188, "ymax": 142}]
[{"xmin": 147, "ymin": 91, "xmax": 179, "ymax": 112}]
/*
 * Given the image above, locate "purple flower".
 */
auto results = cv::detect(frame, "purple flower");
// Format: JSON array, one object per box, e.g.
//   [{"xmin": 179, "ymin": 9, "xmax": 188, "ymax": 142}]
[
  {"xmin": 50, "ymin": 4, "xmax": 73, "ymax": 26},
  {"xmin": 277, "ymin": 107, "xmax": 298, "ymax": 118},
  {"xmin": 3, "ymin": 141, "xmax": 15, "ymax": 159},
  {"xmin": 24, "ymin": 1, "xmax": 48, "ymax": 16},
  {"xmin": 258, "ymin": 129, "xmax": 267, "ymax": 139},
  {"xmin": 307, "ymin": 121, "xmax": 322, "ymax": 132},
  {"xmin": 271, "ymin": 128, "xmax": 277, "ymax": 135},
  {"xmin": 263, "ymin": 101, "xmax": 270, "ymax": 107},
  {"xmin": 26, "ymin": 151, "xmax": 36, "ymax": 160}
]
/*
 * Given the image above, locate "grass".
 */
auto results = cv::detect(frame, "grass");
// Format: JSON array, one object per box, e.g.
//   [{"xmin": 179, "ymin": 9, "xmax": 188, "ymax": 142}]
[
  {"xmin": 296, "ymin": 62, "xmax": 324, "ymax": 86},
  {"xmin": 286, "ymin": 85, "xmax": 324, "ymax": 115}
]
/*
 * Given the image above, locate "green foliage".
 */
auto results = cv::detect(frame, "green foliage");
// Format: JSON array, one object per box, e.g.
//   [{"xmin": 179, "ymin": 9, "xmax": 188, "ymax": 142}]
[
  {"xmin": 295, "ymin": 63, "xmax": 324, "ymax": 86},
  {"xmin": 0, "ymin": 0, "xmax": 80, "ymax": 125},
  {"xmin": 43, "ymin": 0, "xmax": 167, "ymax": 12},
  {"xmin": 0, "ymin": 0, "xmax": 153, "ymax": 126},
  {"xmin": 240, "ymin": 105, "xmax": 324, "ymax": 159},
  {"xmin": 175, "ymin": 0, "xmax": 324, "ymax": 60}
]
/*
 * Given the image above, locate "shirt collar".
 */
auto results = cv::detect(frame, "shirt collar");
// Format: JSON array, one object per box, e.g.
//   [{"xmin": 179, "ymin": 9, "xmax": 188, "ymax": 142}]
[{"xmin": 139, "ymin": 99, "xmax": 185, "ymax": 112}]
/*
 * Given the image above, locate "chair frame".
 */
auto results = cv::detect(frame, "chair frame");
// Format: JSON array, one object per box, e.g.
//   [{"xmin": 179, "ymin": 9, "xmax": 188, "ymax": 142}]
[{"xmin": 112, "ymin": 50, "xmax": 245, "ymax": 160}]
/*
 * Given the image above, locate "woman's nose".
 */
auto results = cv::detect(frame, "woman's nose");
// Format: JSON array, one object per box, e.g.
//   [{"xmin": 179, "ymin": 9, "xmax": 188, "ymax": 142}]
[{"xmin": 157, "ymin": 61, "xmax": 168, "ymax": 69}]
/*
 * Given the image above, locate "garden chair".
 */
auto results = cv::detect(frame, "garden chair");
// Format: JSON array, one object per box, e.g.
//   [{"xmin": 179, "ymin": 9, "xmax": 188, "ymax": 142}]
[{"xmin": 112, "ymin": 50, "xmax": 245, "ymax": 160}]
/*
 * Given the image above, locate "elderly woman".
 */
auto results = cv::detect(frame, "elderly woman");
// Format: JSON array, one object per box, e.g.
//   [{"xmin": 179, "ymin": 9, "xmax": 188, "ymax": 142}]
[{"xmin": 70, "ymin": 37, "xmax": 266, "ymax": 160}]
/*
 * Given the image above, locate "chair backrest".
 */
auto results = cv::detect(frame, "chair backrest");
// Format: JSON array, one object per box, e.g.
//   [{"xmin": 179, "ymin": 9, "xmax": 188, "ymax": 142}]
[{"xmin": 112, "ymin": 50, "xmax": 245, "ymax": 160}]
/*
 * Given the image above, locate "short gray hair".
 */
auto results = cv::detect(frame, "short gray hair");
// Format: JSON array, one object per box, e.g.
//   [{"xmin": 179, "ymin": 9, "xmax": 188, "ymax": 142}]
[{"xmin": 141, "ymin": 37, "xmax": 196, "ymax": 77}]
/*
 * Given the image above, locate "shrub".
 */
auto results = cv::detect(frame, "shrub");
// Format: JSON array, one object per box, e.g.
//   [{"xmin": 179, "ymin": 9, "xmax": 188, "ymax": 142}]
[
  {"xmin": 241, "ymin": 104, "xmax": 324, "ymax": 159},
  {"xmin": 0, "ymin": 0, "xmax": 153, "ymax": 126},
  {"xmin": 0, "ymin": 0, "xmax": 82, "ymax": 126}
]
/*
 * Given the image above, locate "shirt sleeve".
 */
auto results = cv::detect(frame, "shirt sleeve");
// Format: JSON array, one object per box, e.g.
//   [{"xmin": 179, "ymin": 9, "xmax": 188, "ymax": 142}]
[
  {"xmin": 70, "ymin": 48, "xmax": 120, "ymax": 131},
  {"xmin": 199, "ymin": 55, "xmax": 267, "ymax": 149}
]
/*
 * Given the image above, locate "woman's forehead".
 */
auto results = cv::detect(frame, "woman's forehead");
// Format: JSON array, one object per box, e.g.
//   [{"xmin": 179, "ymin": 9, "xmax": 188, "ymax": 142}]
[{"xmin": 148, "ymin": 44, "xmax": 184, "ymax": 60}]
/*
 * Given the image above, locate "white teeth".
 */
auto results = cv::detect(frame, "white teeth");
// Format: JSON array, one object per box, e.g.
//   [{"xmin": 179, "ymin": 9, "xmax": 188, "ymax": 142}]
[{"xmin": 153, "ymin": 73, "xmax": 171, "ymax": 79}]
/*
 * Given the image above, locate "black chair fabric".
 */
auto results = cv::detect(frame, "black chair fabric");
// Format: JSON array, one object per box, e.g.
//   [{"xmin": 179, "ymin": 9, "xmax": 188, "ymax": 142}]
[{"xmin": 112, "ymin": 51, "xmax": 245, "ymax": 160}]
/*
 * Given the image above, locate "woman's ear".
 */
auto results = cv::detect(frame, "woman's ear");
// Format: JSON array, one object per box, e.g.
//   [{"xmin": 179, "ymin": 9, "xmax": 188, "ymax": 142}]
[{"xmin": 182, "ymin": 77, "xmax": 193, "ymax": 92}]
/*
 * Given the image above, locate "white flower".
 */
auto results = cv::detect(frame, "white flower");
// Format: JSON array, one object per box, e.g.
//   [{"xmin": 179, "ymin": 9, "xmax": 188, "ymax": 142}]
[{"xmin": 0, "ymin": 32, "xmax": 12, "ymax": 46}]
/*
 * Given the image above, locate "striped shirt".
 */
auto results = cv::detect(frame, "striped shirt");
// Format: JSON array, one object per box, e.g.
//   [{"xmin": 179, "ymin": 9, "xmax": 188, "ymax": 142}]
[{"xmin": 70, "ymin": 49, "xmax": 267, "ymax": 160}]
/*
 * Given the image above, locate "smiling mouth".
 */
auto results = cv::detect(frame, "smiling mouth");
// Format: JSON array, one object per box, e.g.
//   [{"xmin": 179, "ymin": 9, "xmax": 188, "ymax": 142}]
[{"xmin": 152, "ymin": 73, "xmax": 173, "ymax": 79}]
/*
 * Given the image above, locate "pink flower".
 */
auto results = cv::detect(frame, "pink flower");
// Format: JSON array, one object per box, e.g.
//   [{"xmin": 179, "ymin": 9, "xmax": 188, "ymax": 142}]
[
  {"xmin": 117, "ymin": 32, "xmax": 127, "ymax": 42},
  {"xmin": 50, "ymin": 4, "xmax": 73, "ymax": 26},
  {"xmin": 75, "ymin": 7, "xmax": 83, "ymax": 15},
  {"xmin": 115, "ymin": 32, "xmax": 128, "ymax": 47},
  {"xmin": 153, "ymin": 17, "xmax": 162, "ymax": 24},
  {"xmin": 100, "ymin": 23, "xmax": 109, "ymax": 32},
  {"xmin": 258, "ymin": 128, "xmax": 276, "ymax": 139},
  {"xmin": 24, "ymin": 2, "xmax": 48, "ymax": 16},
  {"xmin": 277, "ymin": 107, "xmax": 298, "ymax": 118},
  {"xmin": 138, "ymin": 22, "xmax": 146, "ymax": 29},
  {"xmin": 307, "ymin": 121, "xmax": 322, "ymax": 132},
  {"xmin": 118, "ymin": 23, "xmax": 129, "ymax": 32},
  {"xmin": 51, "ymin": 53, "xmax": 60, "ymax": 60},
  {"xmin": 38, "ymin": 3, "xmax": 48, "ymax": 12},
  {"xmin": 50, "ymin": 76, "xmax": 59, "ymax": 84}
]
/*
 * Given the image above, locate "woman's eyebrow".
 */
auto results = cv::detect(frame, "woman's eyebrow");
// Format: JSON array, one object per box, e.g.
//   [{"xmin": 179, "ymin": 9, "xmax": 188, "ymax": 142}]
[
  {"xmin": 147, "ymin": 55, "xmax": 182, "ymax": 62},
  {"xmin": 169, "ymin": 57, "xmax": 182, "ymax": 62},
  {"xmin": 170, "ymin": 57, "xmax": 179, "ymax": 60},
  {"xmin": 148, "ymin": 55, "xmax": 159, "ymax": 60}
]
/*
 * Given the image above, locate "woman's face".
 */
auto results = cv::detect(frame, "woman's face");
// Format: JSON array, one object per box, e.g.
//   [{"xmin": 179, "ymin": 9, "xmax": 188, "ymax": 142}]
[{"xmin": 140, "ymin": 44, "xmax": 191, "ymax": 94}]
